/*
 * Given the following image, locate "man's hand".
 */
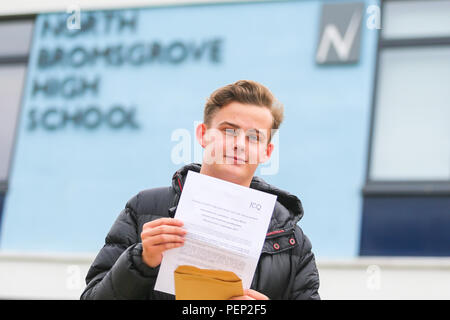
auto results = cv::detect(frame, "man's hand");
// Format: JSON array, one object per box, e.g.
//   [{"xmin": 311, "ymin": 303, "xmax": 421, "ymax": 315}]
[
  {"xmin": 141, "ymin": 218, "xmax": 186, "ymax": 268},
  {"xmin": 229, "ymin": 289, "xmax": 269, "ymax": 300}
]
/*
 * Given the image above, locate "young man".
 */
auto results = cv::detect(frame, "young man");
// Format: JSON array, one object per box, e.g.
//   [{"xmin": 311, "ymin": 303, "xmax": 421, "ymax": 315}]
[{"xmin": 81, "ymin": 80, "xmax": 320, "ymax": 300}]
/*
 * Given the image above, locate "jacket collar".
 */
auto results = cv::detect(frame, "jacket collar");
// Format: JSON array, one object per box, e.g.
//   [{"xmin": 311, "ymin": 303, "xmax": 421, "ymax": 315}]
[{"xmin": 170, "ymin": 163, "xmax": 304, "ymax": 228}]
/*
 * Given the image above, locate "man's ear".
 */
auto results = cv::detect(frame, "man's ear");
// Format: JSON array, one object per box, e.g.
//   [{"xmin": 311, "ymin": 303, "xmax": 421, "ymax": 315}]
[
  {"xmin": 195, "ymin": 123, "xmax": 207, "ymax": 148},
  {"xmin": 259, "ymin": 142, "xmax": 274, "ymax": 163}
]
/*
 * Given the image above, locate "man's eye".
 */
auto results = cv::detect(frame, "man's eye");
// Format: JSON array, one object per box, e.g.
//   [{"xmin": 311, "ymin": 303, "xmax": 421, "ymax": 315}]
[
  {"xmin": 247, "ymin": 134, "xmax": 259, "ymax": 142},
  {"xmin": 225, "ymin": 128, "xmax": 238, "ymax": 136}
]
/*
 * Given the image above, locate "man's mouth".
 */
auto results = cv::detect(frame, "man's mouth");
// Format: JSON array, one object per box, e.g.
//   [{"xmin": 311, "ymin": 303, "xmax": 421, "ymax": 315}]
[{"xmin": 224, "ymin": 155, "xmax": 246, "ymax": 164}]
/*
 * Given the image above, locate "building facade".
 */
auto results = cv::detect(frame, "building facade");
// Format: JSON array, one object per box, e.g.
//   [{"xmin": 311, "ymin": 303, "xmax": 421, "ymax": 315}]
[{"xmin": 0, "ymin": 0, "xmax": 448, "ymax": 260}]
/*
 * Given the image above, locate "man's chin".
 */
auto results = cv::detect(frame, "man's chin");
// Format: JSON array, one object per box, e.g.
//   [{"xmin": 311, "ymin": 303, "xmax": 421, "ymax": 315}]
[
  {"xmin": 201, "ymin": 160, "xmax": 256, "ymax": 186},
  {"xmin": 215, "ymin": 161, "xmax": 247, "ymax": 177}
]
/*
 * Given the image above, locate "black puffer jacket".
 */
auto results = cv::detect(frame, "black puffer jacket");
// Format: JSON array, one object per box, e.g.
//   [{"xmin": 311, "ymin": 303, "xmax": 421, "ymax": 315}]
[{"xmin": 81, "ymin": 163, "xmax": 320, "ymax": 300}]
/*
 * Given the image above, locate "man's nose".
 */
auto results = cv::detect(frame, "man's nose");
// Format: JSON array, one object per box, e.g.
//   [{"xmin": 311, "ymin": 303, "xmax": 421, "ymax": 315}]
[{"xmin": 234, "ymin": 131, "xmax": 246, "ymax": 151}]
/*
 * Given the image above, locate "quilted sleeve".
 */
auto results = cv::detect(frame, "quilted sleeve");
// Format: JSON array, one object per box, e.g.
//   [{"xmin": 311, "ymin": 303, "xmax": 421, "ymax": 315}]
[{"xmin": 80, "ymin": 195, "xmax": 160, "ymax": 300}]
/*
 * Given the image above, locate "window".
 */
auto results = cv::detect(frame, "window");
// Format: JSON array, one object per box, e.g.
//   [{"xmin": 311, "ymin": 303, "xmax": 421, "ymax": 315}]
[
  {"xmin": 0, "ymin": 19, "xmax": 34, "ymax": 57},
  {"xmin": 371, "ymin": 46, "xmax": 450, "ymax": 181},
  {"xmin": 367, "ymin": 0, "xmax": 450, "ymax": 191},
  {"xmin": 0, "ymin": 18, "xmax": 34, "ymax": 193},
  {"xmin": 360, "ymin": 0, "xmax": 450, "ymax": 256},
  {"xmin": 382, "ymin": 0, "xmax": 450, "ymax": 39},
  {"xmin": 0, "ymin": 65, "xmax": 27, "ymax": 182}
]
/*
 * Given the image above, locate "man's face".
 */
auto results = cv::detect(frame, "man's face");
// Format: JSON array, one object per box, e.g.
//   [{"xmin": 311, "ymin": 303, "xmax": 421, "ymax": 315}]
[{"xmin": 196, "ymin": 101, "xmax": 274, "ymax": 186}]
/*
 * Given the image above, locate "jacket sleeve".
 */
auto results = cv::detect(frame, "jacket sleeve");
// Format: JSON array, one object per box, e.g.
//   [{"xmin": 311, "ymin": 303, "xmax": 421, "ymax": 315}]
[
  {"xmin": 80, "ymin": 196, "xmax": 160, "ymax": 300},
  {"xmin": 290, "ymin": 227, "xmax": 321, "ymax": 300}
]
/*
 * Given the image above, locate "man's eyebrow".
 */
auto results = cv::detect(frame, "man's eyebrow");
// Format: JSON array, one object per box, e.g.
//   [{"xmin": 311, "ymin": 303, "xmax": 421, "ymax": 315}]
[
  {"xmin": 217, "ymin": 121, "xmax": 240, "ymax": 128},
  {"xmin": 218, "ymin": 121, "xmax": 267, "ymax": 139}
]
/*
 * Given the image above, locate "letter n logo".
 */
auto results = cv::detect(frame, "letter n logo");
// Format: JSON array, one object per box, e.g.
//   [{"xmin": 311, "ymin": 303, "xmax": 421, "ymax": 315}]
[{"xmin": 316, "ymin": 2, "xmax": 364, "ymax": 64}]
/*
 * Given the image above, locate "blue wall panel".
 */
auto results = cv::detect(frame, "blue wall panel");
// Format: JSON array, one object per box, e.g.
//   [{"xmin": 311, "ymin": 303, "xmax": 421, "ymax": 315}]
[{"xmin": 360, "ymin": 196, "xmax": 450, "ymax": 256}]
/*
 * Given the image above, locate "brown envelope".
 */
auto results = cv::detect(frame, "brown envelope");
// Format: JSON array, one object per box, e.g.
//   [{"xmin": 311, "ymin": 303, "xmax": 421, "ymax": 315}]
[{"xmin": 174, "ymin": 265, "xmax": 244, "ymax": 300}]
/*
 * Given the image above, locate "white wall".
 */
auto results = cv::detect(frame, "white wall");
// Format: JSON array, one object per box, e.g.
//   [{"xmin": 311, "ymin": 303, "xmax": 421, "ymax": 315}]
[
  {"xmin": 1, "ymin": 252, "xmax": 450, "ymax": 299},
  {"xmin": 0, "ymin": 0, "xmax": 260, "ymax": 16},
  {"xmin": 0, "ymin": 252, "xmax": 94, "ymax": 299},
  {"xmin": 318, "ymin": 257, "xmax": 450, "ymax": 300}
]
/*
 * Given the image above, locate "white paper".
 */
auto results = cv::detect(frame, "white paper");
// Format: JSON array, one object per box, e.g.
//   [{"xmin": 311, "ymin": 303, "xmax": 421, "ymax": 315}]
[{"xmin": 154, "ymin": 170, "xmax": 277, "ymax": 295}]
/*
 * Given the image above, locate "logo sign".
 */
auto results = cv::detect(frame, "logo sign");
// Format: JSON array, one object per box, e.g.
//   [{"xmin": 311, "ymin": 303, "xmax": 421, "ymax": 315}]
[
  {"xmin": 316, "ymin": 2, "xmax": 364, "ymax": 64},
  {"xmin": 250, "ymin": 202, "xmax": 262, "ymax": 211}
]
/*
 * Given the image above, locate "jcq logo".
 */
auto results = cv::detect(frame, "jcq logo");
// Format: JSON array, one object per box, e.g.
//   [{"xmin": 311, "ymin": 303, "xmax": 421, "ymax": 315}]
[{"xmin": 249, "ymin": 202, "xmax": 262, "ymax": 211}]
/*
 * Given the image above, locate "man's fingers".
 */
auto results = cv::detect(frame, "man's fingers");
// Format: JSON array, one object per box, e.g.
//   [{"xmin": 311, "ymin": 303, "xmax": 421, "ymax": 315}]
[
  {"xmin": 143, "ymin": 218, "xmax": 184, "ymax": 229},
  {"xmin": 229, "ymin": 295, "xmax": 255, "ymax": 300},
  {"xmin": 161, "ymin": 242, "xmax": 184, "ymax": 250},
  {"xmin": 244, "ymin": 289, "xmax": 269, "ymax": 300},
  {"xmin": 144, "ymin": 234, "xmax": 185, "ymax": 246},
  {"xmin": 144, "ymin": 241, "xmax": 184, "ymax": 252},
  {"xmin": 229, "ymin": 289, "xmax": 268, "ymax": 300},
  {"xmin": 140, "ymin": 218, "xmax": 186, "ymax": 268},
  {"xmin": 141, "ymin": 225, "xmax": 187, "ymax": 238},
  {"xmin": 145, "ymin": 234, "xmax": 186, "ymax": 246}
]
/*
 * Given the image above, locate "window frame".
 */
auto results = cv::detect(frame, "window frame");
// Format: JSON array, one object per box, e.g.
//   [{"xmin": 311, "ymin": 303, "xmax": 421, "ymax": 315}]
[{"xmin": 364, "ymin": 0, "xmax": 450, "ymax": 197}]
